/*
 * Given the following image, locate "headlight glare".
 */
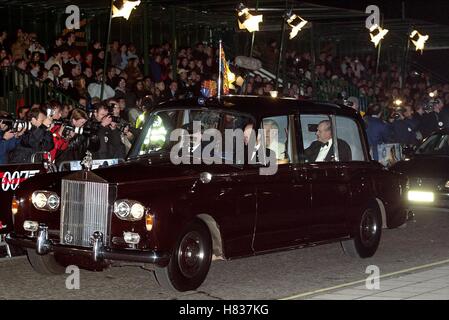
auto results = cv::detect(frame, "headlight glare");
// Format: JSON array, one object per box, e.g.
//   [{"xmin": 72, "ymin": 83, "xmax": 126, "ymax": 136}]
[
  {"xmin": 31, "ymin": 191, "xmax": 60, "ymax": 211},
  {"xmin": 23, "ymin": 220, "xmax": 39, "ymax": 232},
  {"xmin": 407, "ymin": 190, "xmax": 434, "ymax": 203},
  {"xmin": 130, "ymin": 203, "xmax": 145, "ymax": 220},
  {"xmin": 114, "ymin": 200, "xmax": 145, "ymax": 221},
  {"xmin": 47, "ymin": 194, "xmax": 60, "ymax": 210},
  {"xmin": 32, "ymin": 192, "xmax": 47, "ymax": 209},
  {"xmin": 115, "ymin": 201, "xmax": 131, "ymax": 219}
]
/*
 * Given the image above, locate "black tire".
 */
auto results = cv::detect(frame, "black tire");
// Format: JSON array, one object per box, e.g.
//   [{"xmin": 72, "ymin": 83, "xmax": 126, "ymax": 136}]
[
  {"xmin": 341, "ymin": 207, "xmax": 382, "ymax": 258},
  {"xmin": 154, "ymin": 220, "xmax": 212, "ymax": 292},
  {"xmin": 26, "ymin": 249, "xmax": 65, "ymax": 275}
]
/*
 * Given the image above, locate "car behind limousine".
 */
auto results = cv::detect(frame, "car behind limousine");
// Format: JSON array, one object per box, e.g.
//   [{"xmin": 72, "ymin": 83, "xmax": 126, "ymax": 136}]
[{"xmin": 7, "ymin": 96, "xmax": 408, "ymax": 292}]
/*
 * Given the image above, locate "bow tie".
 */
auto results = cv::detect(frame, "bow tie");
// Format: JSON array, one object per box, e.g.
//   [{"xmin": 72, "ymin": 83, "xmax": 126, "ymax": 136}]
[{"xmin": 321, "ymin": 141, "xmax": 329, "ymax": 147}]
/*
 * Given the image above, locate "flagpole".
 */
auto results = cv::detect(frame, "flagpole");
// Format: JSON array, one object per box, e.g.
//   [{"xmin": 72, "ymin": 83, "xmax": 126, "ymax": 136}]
[
  {"xmin": 100, "ymin": 0, "xmax": 114, "ymax": 101},
  {"xmin": 218, "ymin": 39, "xmax": 222, "ymax": 101}
]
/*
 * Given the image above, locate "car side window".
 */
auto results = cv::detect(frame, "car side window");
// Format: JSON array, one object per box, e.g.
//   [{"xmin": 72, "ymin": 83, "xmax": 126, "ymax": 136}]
[
  {"xmin": 221, "ymin": 113, "xmax": 255, "ymax": 164},
  {"xmin": 335, "ymin": 116, "xmax": 367, "ymax": 162},
  {"xmin": 300, "ymin": 114, "xmax": 336, "ymax": 163},
  {"xmin": 261, "ymin": 115, "xmax": 293, "ymax": 164}
]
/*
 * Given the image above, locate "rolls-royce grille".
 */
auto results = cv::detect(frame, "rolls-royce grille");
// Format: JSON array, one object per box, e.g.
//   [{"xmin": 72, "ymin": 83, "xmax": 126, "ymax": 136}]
[{"xmin": 60, "ymin": 179, "xmax": 110, "ymax": 247}]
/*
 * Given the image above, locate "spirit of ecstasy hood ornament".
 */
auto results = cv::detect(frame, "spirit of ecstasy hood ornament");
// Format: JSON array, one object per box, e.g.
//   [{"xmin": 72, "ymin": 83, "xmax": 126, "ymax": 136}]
[{"xmin": 81, "ymin": 151, "xmax": 93, "ymax": 171}]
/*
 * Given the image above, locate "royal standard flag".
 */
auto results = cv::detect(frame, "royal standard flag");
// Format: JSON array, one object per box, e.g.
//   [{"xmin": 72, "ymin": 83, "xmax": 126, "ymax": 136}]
[{"xmin": 220, "ymin": 46, "xmax": 235, "ymax": 95}]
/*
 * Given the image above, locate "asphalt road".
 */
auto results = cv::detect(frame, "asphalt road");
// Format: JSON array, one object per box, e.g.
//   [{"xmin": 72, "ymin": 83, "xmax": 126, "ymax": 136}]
[{"xmin": 1, "ymin": 208, "xmax": 448, "ymax": 300}]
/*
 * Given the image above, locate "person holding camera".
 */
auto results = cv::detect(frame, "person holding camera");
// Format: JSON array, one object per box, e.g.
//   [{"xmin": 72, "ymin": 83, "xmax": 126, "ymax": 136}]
[
  {"xmin": 50, "ymin": 108, "xmax": 89, "ymax": 162},
  {"xmin": 0, "ymin": 111, "xmax": 25, "ymax": 164},
  {"xmin": 91, "ymin": 102, "xmax": 127, "ymax": 160},
  {"xmin": 390, "ymin": 105, "xmax": 420, "ymax": 145},
  {"xmin": 9, "ymin": 105, "xmax": 54, "ymax": 164},
  {"xmin": 110, "ymin": 100, "xmax": 135, "ymax": 153},
  {"xmin": 419, "ymin": 98, "xmax": 448, "ymax": 139},
  {"xmin": 54, "ymin": 108, "xmax": 100, "ymax": 166}
]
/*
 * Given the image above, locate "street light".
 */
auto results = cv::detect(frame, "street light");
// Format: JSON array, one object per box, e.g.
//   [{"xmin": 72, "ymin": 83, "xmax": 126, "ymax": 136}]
[
  {"xmin": 410, "ymin": 30, "xmax": 429, "ymax": 54},
  {"xmin": 369, "ymin": 24, "xmax": 389, "ymax": 47},
  {"xmin": 100, "ymin": 0, "xmax": 141, "ymax": 100},
  {"xmin": 112, "ymin": 0, "xmax": 141, "ymax": 20},
  {"xmin": 237, "ymin": 3, "xmax": 263, "ymax": 32},
  {"xmin": 285, "ymin": 11, "xmax": 308, "ymax": 40}
]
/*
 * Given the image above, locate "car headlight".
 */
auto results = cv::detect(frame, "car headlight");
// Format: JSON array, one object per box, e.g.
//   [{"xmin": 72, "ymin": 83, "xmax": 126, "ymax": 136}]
[
  {"xmin": 407, "ymin": 190, "xmax": 434, "ymax": 203},
  {"xmin": 114, "ymin": 200, "xmax": 146, "ymax": 221},
  {"xmin": 31, "ymin": 191, "xmax": 60, "ymax": 211}
]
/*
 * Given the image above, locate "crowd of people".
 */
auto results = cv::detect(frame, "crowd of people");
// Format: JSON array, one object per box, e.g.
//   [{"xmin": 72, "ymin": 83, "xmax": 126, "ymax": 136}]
[
  {"xmin": 274, "ymin": 46, "xmax": 449, "ymax": 158},
  {"xmin": 1, "ymin": 28, "xmax": 449, "ymax": 165},
  {"xmin": 0, "ymin": 28, "xmax": 222, "ymax": 165}
]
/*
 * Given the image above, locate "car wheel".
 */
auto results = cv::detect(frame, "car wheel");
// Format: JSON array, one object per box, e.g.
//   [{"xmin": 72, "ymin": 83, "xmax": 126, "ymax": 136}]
[
  {"xmin": 154, "ymin": 220, "xmax": 212, "ymax": 292},
  {"xmin": 341, "ymin": 207, "xmax": 382, "ymax": 258},
  {"xmin": 26, "ymin": 249, "xmax": 65, "ymax": 275}
]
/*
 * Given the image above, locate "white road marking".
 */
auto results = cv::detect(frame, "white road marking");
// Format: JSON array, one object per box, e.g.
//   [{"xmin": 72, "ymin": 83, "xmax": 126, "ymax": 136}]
[{"xmin": 280, "ymin": 258, "xmax": 449, "ymax": 300}]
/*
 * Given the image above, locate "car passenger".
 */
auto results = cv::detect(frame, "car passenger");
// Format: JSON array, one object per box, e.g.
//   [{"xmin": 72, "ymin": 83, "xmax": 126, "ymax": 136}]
[
  {"xmin": 262, "ymin": 119, "xmax": 286, "ymax": 161},
  {"xmin": 304, "ymin": 120, "xmax": 352, "ymax": 162}
]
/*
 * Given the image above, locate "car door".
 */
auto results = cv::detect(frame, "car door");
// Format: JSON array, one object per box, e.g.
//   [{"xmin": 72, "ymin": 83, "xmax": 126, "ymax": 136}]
[
  {"xmin": 253, "ymin": 114, "xmax": 312, "ymax": 252},
  {"xmin": 334, "ymin": 114, "xmax": 374, "ymax": 226},
  {"xmin": 299, "ymin": 113, "xmax": 349, "ymax": 241}
]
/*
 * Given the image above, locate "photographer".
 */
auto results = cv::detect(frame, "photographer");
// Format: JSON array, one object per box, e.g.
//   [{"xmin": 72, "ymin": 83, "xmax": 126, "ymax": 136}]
[
  {"xmin": 0, "ymin": 111, "xmax": 25, "ymax": 164},
  {"xmin": 9, "ymin": 105, "xmax": 54, "ymax": 164},
  {"xmin": 419, "ymin": 98, "xmax": 448, "ymax": 139},
  {"xmin": 92, "ymin": 102, "xmax": 126, "ymax": 160},
  {"xmin": 51, "ymin": 108, "xmax": 89, "ymax": 162},
  {"xmin": 110, "ymin": 100, "xmax": 134, "ymax": 153},
  {"xmin": 389, "ymin": 105, "xmax": 420, "ymax": 145},
  {"xmin": 55, "ymin": 108, "xmax": 101, "ymax": 166}
]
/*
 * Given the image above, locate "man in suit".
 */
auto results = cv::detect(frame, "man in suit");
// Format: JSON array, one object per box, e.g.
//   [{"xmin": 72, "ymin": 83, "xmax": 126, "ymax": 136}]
[
  {"xmin": 365, "ymin": 103, "xmax": 392, "ymax": 160},
  {"xmin": 304, "ymin": 120, "xmax": 352, "ymax": 162}
]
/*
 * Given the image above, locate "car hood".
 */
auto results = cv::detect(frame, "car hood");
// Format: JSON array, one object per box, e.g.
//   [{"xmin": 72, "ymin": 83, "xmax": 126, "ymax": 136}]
[
  {"xmin": 392, "ymin": 155, "xmax": 449, "ymax": 179},
  {"xmin": 89, "ymin": 157, "xmax": 201, "ymax": 185}
]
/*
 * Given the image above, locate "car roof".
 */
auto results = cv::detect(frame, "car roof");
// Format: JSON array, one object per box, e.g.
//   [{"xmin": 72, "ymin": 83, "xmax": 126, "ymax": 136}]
[{"xmin": 154, "ymin": 95, "xmax": 360, "ymax": 119}]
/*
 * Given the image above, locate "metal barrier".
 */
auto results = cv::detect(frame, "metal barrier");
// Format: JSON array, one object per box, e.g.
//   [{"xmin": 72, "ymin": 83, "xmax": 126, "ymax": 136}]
[{"xmin": 0, "ymin": 67, "xmax": 82, "ymax": 115}]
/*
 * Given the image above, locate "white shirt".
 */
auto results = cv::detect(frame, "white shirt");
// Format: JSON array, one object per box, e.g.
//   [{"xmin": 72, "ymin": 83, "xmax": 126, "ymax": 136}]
[{"xmin": 315, "ymin": 139, "xmax": 333, "ymax": 162}]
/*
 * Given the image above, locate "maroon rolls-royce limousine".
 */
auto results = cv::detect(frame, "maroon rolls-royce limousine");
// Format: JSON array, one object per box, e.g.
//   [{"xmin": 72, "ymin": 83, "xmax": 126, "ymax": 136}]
[{"xmin": 6, "ymin": 96, "xmax": 408, "ymax": 292}]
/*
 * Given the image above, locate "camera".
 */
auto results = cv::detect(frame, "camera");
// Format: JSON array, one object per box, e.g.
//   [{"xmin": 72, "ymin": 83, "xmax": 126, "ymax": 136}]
[
  {"xmin": 109, "ymin": 114, "xmax": 121, "ymax": 124},
  {"xmin": 117, "ymin": 121, "xmax": 130, "ymax": 133},
  {"xmin": 61, "ymin": 125, "xmax": 92, "ymax": 139},
  {"xmin": 338, "ymin": 91, "xmax": 354, "ymax": 107},
  {"xmin": 13, "ymin": 120, "xmax": 33, "ymax": 132},
  {"xmin": 424, "ymin": 98, "xmax": 441, "ymax": 112},
  {"xmin": 0, "ymin": 116, "xmax": 33, "ymax": 133},
  {"xmin": 391, "ymin": 107, "xmax": 404, "ymax": 120},
  {"xmin": 343, "ymin": 99, "xmax": 354, "ymax": 107}
]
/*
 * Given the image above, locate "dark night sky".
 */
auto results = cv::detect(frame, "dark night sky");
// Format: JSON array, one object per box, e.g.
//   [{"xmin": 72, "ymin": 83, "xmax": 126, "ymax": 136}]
[{"xmin": 307, "ymin": 0, "xmax": 449, "ymax": 25}]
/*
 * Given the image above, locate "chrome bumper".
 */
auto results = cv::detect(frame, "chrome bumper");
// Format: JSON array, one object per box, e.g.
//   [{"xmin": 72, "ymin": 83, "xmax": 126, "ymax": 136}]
[{"xmin": 6, "ymin": 224, "xmax": 169, "ymax": 267}]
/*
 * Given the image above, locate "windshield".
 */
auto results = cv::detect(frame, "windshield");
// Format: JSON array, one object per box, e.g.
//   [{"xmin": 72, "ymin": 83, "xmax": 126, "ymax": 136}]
[
  {"xmin": 416, "ymin": 133, "xmax": 449, "ymax": 155},
  {"xmin": 129, "ymin": 109, "xmax": 222, "ymax": 157}
]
